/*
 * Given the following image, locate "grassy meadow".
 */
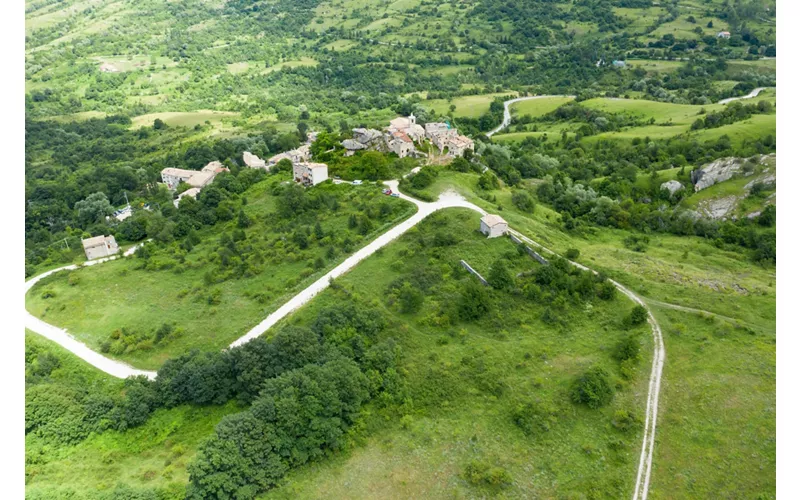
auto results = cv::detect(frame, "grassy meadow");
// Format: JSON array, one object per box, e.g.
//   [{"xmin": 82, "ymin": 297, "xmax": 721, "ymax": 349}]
[
  {"xmin": 258, "ymin": 208, "xmax": 653, "ymax": 498},
  {"xmin": 26, "ymin": 176, "xmax": 416, "ymax": 369}
]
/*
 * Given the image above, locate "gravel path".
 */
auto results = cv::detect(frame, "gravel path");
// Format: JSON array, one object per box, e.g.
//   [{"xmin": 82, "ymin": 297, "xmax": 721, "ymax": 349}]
[
  {"xmin": 718, "ymin": 87, "xmax": 768, "ymax": 104},
  {"xmin": 24, "ymin": 243, "xmax": 158, "ymax": 380},
  {"xmin": 486, "ymin": 95, "xmax": 575, "ymax": 137}
]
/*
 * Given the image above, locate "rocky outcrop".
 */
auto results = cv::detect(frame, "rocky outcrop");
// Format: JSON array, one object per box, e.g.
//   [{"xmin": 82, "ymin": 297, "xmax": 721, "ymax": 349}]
[
  {"xmin": 660, "ymin": 180, "xmax": 685, "ymax": 196},
  {"xmin": 691, "ymin": 157, "xmax": 746, "ymax": 191},
  {"xmin": 697, "ymin": 195, "xmax": 739, "ymax": 220}
]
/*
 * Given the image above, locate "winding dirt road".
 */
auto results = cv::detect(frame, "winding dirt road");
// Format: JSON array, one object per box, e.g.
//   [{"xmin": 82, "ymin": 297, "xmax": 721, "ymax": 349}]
[
  {"xmin": 718, "ymin": 87, "xmax": 768, "ymax": 104},
  {"xmin": 25, "ymin": 132, "xmax": 666, "ymax": 500},
  {"xmin": 486, "ymin": 95, "xmax": 575, "ymax": 137}
]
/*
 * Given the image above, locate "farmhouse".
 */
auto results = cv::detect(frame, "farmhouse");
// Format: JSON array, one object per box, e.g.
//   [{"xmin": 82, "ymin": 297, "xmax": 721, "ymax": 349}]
[
  {"xmin": 242, "ymin": 151, "xmax": 267, "ymax": 169},
  {"xmin": 82, "ymin": 235, "xmax": 119, "ymax": 260},
  {"xmin": 717, "ymin": 31, "xmax": 731, "ymax": 38},
  {"xmin": 480, "ymin": 214, "xmax": 508, "ymax": 238},
  {"xmin": 293, "ymin": 162, "xmax": 329, "ymax": 186}
]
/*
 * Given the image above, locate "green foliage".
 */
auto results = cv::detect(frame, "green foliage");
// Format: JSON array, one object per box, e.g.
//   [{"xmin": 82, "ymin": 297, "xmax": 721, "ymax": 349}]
[
  {"xmin": 187, "ymin": 358, "xmax": 370, "ymax": 499},
  {"xmin": 625, "ymin": 305, "xmax": 649, "ymax": 328},
  {"xmin": 463, "ymin": 460, "xmax": 513, "ymax": 489},
  {"xmin": 477, "ymin": 171, "xmax": 500, "ymax": 191},
  {"xmin": 458, "ymin": 281, "xmax": 492, "ymax": 321},
  {"xmin": 487, "ymin": 259, "xmax": 514, "ymax": 290},
  {"xmin": 623, "ymin": 234, "xmax": 650, "ymax": 252},
  {"xmin": 511, "ymin": 190, "xmax": 536, "ymax": 213},
  {"xmin": 571, "ymin": 367, "xmax": 614, "ymax": 409},
  {"xmin": 397, "ymin": 281, "xmax": 424, "ymax": 314},
  {"xmin": 565, "ymin": 248, "xmax": 580, "ymax": 260},
  {"xmin": 512, "ymin": 400, "xmax": 558, "ymax": 437}
]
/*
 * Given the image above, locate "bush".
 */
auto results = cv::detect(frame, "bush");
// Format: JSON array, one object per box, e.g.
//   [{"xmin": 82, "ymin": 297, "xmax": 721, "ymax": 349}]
[
  {"xmin": 458, "ymin": 281, "xmax": 491, "ymax": 321},
  {"xmin": 511, "ymin": 190, "xmax": 536, "ymax": 213},
  {"xmin": 623, "ymin": 234, "xmax": 650, "ymax": 252},
  {"xmin": 624, "ymin": 305, "xmax": 648, "ymax": 327},
  {"xmin": 613, "ymin": 334, "xmax": 641, "ymax": 362},
  {"xmin": 487, "ymin": 259, "xmax": 514, "ymax": 290},
  {"xmin": 463, "ymin": 460, "xmax": 513, "ymax": 488},
  {"xmin": 571, "ymin": 367, "xmax": 614, "ymax": 409},
  {"xmin": 512, "ymin": 400, "xmax": 557, "ymax": 437},
  {"xmin": 565, "ymin": 248, "xmax": 580, "ymax": 260}
]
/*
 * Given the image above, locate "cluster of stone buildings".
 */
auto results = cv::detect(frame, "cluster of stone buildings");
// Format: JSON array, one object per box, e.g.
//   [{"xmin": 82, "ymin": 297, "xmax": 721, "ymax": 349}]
[
  {"xmin": 161, "ymin": 161, "xmax": 229, "ymax": 191},
  {"xmin": 342, "ymin": 114, "xmax": 474, "ymax": 159},
  {"xmin": 160, "ymin": 161, "xmax": 230, "ymax": 206}
]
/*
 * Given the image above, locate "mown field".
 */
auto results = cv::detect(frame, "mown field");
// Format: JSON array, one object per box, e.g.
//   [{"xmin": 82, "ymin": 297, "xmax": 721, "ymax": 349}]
[
  {"xmin": 26, "ymin": 176, "xmax": 416, "ymax": 369},
  {"xmin": 493, "ymin": 92, "xmax": 777, "ymax": 145}
]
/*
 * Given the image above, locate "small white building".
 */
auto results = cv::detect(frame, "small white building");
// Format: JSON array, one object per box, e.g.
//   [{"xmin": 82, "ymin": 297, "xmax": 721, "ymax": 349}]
[
  {"xmin": 293, "ymin": 162, "xmax": 329, "ymax": 186},
  {"xmin": 717, "ymin": 31, "xmax": 731, "ymax": 38},
  {"xmin": 82, "ymin": 235, "xmax": 119, "ymax": 260},
  {"xmin": 480, "ymin": 214, "xmax": 508, "ymax": 238}
]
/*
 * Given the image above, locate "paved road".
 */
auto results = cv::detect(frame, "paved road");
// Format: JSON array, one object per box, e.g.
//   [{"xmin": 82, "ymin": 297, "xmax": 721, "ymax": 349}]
[
  {"xmin": 486, "ymin": 95, "xmax": 575, "ymax": 137},
  {"xmin": 718, "ymin": 87, "xmax": 768, "ymax": 104}
]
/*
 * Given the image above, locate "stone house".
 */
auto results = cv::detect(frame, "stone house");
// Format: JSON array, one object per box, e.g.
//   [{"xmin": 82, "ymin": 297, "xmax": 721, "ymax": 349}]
[
  {"xmin": 243, "ymin": 151, "xmax": 267, "ymax": 169},
  {"xmin": 446, "ymin": 135, "xmax": 475, "ymax": 157},
  {"xmin": 161, "ymin": 161, "xmax": 228, "ymax": 190},
  {"xmin": 388, "ymin": 131, "xmax": 414, "ymax": 158},
  {"xmin": 480, "ymin": 214, "xmax": 508, "ymax": 238},
  {"xmin": 388, "ymin": 115, "xmax": 425, "ymax": 142},
  {"xmin": 717, "ymin": 31, "xmax": 731, "ymax": 38},
  {"xmin": 82, "ymin": 235, "xmax": 119, "ymax": 260},
  {"xmin": 293, "ymin": 162, "xmax": 329, "ymax": 186}
]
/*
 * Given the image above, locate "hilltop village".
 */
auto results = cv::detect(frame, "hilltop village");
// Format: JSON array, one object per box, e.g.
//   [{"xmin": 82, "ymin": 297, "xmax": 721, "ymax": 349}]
[{"xmin": 157, "ymin": 114, "xmax": 474, "ymax": 197}]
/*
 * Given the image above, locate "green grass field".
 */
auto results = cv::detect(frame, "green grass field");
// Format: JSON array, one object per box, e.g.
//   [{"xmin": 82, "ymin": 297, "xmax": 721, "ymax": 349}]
[
  {"xmin": 26, "ymin": 178, "xmax": 415, "ymax": 369},
  {"xmin": 256, "ymin": 208, "xmax": 653, "ymax": 498},
  {"xmin": 510, "ymin": 96, "xmax": 575, "ymax": 118},
  {"xmin": 129, "ymin": 111, "xmax": 239, "ymax": 130},
  {"xmin": 423, "ymin": 93, "xmax": 515, "ymax": 119}
]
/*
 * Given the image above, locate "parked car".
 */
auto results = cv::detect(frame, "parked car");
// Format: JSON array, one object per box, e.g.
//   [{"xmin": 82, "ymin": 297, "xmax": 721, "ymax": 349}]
[
  {"xmin": 382, "ymin": 188, "xmax": 392, "ymax": 195},
  {"xmin": 391, "ymin": 192, "xmax": 400, "ymax": 197},
  {"xmin": 352, "ymin": 180, "xmax": 363, "ymax": 185}
]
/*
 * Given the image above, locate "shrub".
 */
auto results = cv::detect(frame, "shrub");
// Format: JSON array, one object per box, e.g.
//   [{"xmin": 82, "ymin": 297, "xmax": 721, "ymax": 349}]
[
  {"xmin": 624, "ymin": 305, "xmax": 648, "ymax": 327},
  {"xmin": 565, "ymin": 248, "xmax": 580, "ymax": 260},
  {"xmin": 623, "ymin": 234, "xmax": 650, "ymax": 252},
  {"xmin": 458, "ymin": 281, "xmax": 491, "ymax": 321},
  {"xmin": 613, "ymin": 334, "xmax": 641, "ymax": 362},
  {"xmin": 487, "ymin": 259, "xmax": 514, "ymax": 290},
  {"xmin": 512, "ymin": 400, "xmax": 557, "ymax": 436},
  {"xmin": 463, "ymin": 460, "xmax": 513, "ymax": 488},
  {"xmin": 571, "ymin": 367, "xmax": 614, "ymax": 409},
  {"xmin": 397, "ymin": 282, "xmax": 424, "ymax": 313},
  {"xmin": 511, "ymin": 190, "xmax": 536, "ymax": 213}
]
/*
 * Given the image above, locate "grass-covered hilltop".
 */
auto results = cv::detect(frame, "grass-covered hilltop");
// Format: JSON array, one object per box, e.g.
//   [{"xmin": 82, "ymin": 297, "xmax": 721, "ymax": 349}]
[{"xmin": 25, "ymin": 0, "xmax": 776, "ymax": 499}]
